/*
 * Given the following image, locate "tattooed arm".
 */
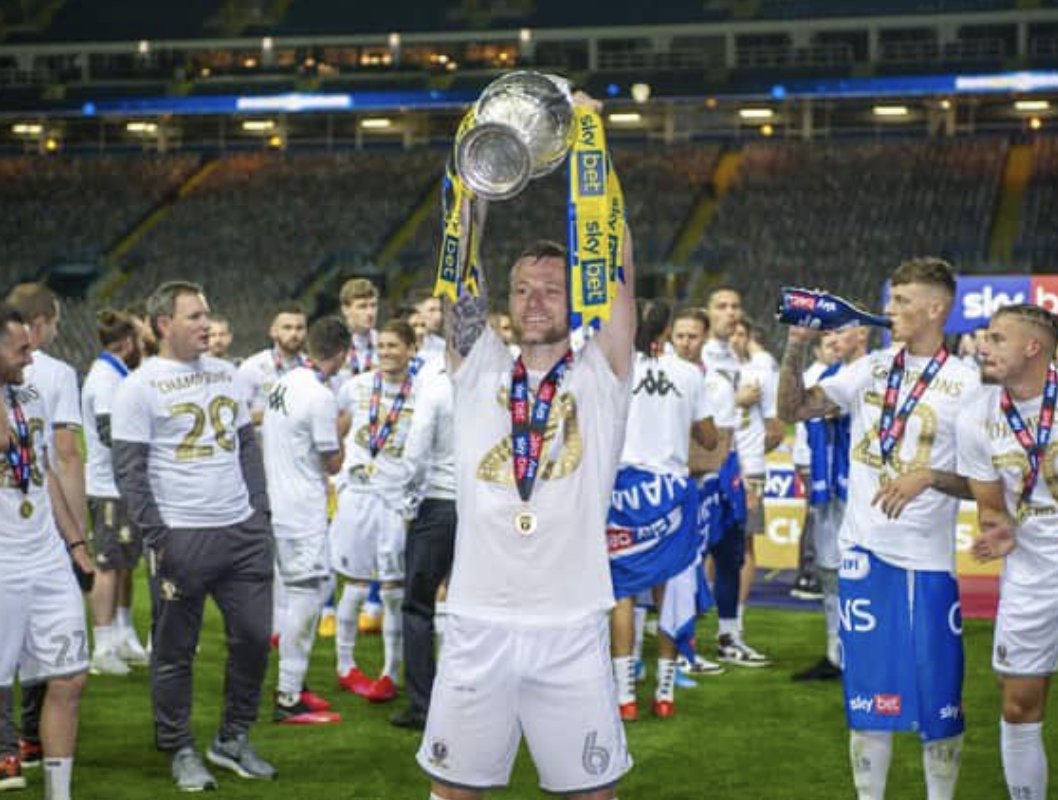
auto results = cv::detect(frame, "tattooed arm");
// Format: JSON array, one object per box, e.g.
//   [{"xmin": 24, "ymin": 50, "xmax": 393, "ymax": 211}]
[{"xmin": 777, "ymin": 328, "xmax": 840, "ymax": 422}]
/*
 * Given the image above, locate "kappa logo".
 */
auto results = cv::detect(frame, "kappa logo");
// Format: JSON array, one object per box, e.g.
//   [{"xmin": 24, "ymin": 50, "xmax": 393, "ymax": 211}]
[
  {"xmin": 996, "ymin": 643, "xmax": 1009, "ymax": 666},
  {"xmin": 633, "ymin": 368, "xmax": 682, "ymax": 398},
  {"xmin": 267, "ymin": 384, "xmax": 288, "ymax": 414}
]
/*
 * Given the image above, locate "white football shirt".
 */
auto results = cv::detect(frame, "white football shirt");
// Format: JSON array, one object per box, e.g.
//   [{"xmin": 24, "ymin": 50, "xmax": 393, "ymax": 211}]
[
  {"xmin": 111, "ymin": 355, "xmax": 254, "ymax": 529},
  {"xmin": 792, "ymin": 360, "xmax": 829, "ymax": 468},
  {"xmin": 820, "ymin": 346, "xmax": 979, "ymax": 572},
  {"xmin": 262, "ymin": 366, "xmax": 340, "ymax": 536},
  {"xmin": 404, "ymin": 369, "xmax": 455, "ymax": 503},
  {"xmin": 732, "ymin": 356, "xmax": 778, "ymax": 477},
  {"xmin": 957, "ymin": 385, "xmax": 1058, "ymax": 587},
  {"xmin": 82, "ymin": 354, "xmax": 128, "ymax": 499},
  {"xmin": 24, "ymin": 350, "xmax": 81, "ymax": 457},
  {"xmin": 1, "ymin": 381, "xmax": 64, "ymax": 572},
  {"xmin": 445, "ymin": 328, "xmax": 632, "ymax": 625},
  {"xmin": 620, "ymin": 352, "xmax": 711, "ymax": 477},
  {"xmin": 238, "ymin": 348, "xmax": 303, "ymax": 420}
]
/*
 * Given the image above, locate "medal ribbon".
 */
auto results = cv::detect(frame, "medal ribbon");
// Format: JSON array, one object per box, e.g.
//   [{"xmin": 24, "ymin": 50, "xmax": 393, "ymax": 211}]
[
  {"xmin": 97, "ymin": 351, "xmax": 129, "ymax": 378},
  {"xmin": 1000, "ymin": 363, "xmax": 1058, "ymax": 503},
  {"xmin": 348, "ymin": 335, "xmax": 375, "ymax": 376},
  {"xmin": 5, "ymin": 387, "xmax": 32, "ymax": 495},
  {"xmin": 272, "ymin": 347, "xmax": 305, "ymax": 376},
  {"xmin": 510, "ymin": 350, "xmax": 573, "ymax": 502},
  {"xmin": 368, "ymin": 357, "xmax": 422, "ymax": 457},
  {"xmin": 877, "ymin": 346, "xmax": 949, "ymax": 464}
]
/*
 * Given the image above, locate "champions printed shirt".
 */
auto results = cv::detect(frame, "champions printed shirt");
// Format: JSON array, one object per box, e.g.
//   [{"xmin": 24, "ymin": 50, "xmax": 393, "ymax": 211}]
[
  {"xmin": 111, "ymin": 356, "xmax": 254, "ymax": 530},
  {"xmin": 262, "ymin": 366, "xmax": 340, "ymax": 536},
  {"xmin": 958, "ymin": 385, "xmax": 1058, "ymax": 588},
  {"xmin": 819, "ymin": 346, "xmax": 979, "ymax": 572}
]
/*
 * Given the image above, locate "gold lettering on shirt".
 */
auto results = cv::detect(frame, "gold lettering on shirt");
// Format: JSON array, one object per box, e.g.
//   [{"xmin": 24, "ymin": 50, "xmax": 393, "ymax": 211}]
[
  {"xmin": 851, "ymin": 391, "xmax": 937, "ymax": 474},
  {"xmin": 476, "ymin": 386, "xmax": 582, "ymax": 486}
]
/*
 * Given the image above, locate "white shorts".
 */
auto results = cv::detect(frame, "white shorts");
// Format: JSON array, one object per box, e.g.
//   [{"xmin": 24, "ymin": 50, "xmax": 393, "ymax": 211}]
[
  {"xmin": 417, "ymin": 613, "xmax": 632, "ymax": 794},
  {"xmin": 329, "ymin": 489, "xmax": 405, "ymax": 581},
  {"xmin": 273, "ymin": 527, "xmax": 331, "ymax": 586},
  {"xmin": 812, "ymin": 498, "xmax": 845, "ymax": 571},
  {"xmin": 993, "ymin": 581, "xmax": 1058, "ymax": 677},
  {"xmin": 0, "ymin": 565, "xmax": 88, "ymax": 687}
]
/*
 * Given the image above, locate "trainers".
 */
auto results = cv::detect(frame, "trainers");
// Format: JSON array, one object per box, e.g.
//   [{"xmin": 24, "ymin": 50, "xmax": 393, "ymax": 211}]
[
  {"xmin": 117, "ymin": 636, "xmax": 150, "ymax": 666},
  {"xmin": 792, "ymin": 657, "xmax": 842, "ymax": 682},
  {"xmin": 337, "ymin": 667, "xmax": 373, "ymax": 697},
  {"xmin": 790, "ymin": 575, "xmax": 824, "ymax": 601},
  {"xmin": 618, "ymin": 701, "xmax": 638, "ymax": 722},
  {"xmin": 90, "ymin": 650, "xmax": 131, "ymax": 676},
  {"xmin": 652, "ymin": 699, "xmax": 675, "ymax": 719},
  {"xmin": 317, "ymin": 608, "xmax": 337, "ymax": 638},
  {"xmin": 17, "ymin": 741, "xmax": 40, "ymax": 769},
  {"xmin": 677, "ymin": 654, "xmax": 725, "ymax": 676},
  {"xmin": 273, "ymin": 695, "xmax": 341, "ymax": 725},
  {"xmin": 299, "ymin": 687, "xmax": 332, "ymax": 712},
  {"xmin": 206, "ymin": 734, "xmax": 276, "ymax": 781},
  {"xmin": 674, "ymin": 669, "xmax": 697, "ymax": 689},
  {"xmin": 717, "ymin": 634, "xmax": 771, "ymax": 668},
  {"xmin": 0, "ymin": 755, "xmax": 26, "ymax": 792},
  {"xmin": 365, "ymin": 675, "xmax": 397, "ymax": 703},
  {"xmin": 389, "ymin": 707, "xmax": 427, "ymax": 731},
  {"xmin": 171, "ymin": 746, "xmax": 217, "ymax": 792}
]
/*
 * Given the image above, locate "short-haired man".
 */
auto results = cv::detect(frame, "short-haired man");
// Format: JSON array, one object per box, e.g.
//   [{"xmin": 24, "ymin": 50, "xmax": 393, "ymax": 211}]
[
  {"xmin": 82, "ymin": 310, "xmax": 148, "ymax": 677},
  {"xmin": 112, "ymin": 281, "xmax": 276, "ymax": 791},
  {"xmin": 0, "ymin": 303, "xmax": 92, "ymax": 800},
  {"xmin": 418, "ymin": 219, "xmax": 636, "ymax": 796},
  {"xmin": 207, "ymin": 314, "xmax": 234, "ymax": 361},
  {"xmin": 778, "ymin": 257, "xmax": 976, "ymax": 800},
  {"xmin": 238, "ymin": 302, "xmax": 308, "ymax": 426},
  {"xmin": 263, "ymin": 316, "xmax": 349, "ymax": 725},
  {"xmin": 412, "ymin": 288, "xmax": 445, "ymax": 364},
  {"xmin": 957, "ymin": 303, "xmax": 1058, "ymax": 800},
  {"xmin": 338, "ymin": 277, "xmax": 380, "ymax": 381}
]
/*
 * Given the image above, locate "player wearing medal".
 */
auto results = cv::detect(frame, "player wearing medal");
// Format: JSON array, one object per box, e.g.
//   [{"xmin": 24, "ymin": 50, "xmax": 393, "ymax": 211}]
[
  {"xmin": 112, "ymin": 281, "xmax": 276, "ymax": 791},
  {"xmin": 608, "ymin": 300, "xmax": 717, "ymax": 721},
  {"xmin": 262, "ymin": 316, "xmax": 349, "ymax": 725},
  {"xmin": 82, "ymin": 310, "xmax": 148, "ymax": 677},
  {"xmin": 336, "ymin": 278, "xmax": 380, "ymax": 386},
  {"xmin": 956, "ymin": 304, "xmax": 1058, "ymax": 800},
  {"xmin": 778, "ymin": 258, "xmax": 977, "ymax": 800},
  {"xmin": 0, "ymin": 303, "xmax": 92, "ymax": 800},
  {"xmin": 238, "ymin": 302, "xmax": 308, "ymax": 427},
  {"xmin": 417, "ymin": 176, "xmax": 637, "ymax": 798},
  {"xmin": 331, "ymin": 319, "xmax": 422, "ymax": 704}
]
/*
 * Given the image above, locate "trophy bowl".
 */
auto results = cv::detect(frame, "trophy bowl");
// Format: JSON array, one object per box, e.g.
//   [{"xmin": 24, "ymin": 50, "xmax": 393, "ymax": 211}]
[{"xmin": 454, "ymin": 71, "xmax": 575, "ymax": 201}]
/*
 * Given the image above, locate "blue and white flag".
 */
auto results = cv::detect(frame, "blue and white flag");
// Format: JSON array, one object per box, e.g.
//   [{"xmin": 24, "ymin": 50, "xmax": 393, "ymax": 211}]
[
  {"xmin": 659, "ymin": 554, "xmax": 713, "ymax": 661},
  {"xmin": 607, "ymin": 467, "xmax": 701, "ymax": 600}
]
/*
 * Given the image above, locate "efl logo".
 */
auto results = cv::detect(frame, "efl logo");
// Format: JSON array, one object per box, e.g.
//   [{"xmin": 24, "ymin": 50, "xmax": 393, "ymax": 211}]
[
  {"xmin": 839, "ymin": 551, "xmax": 870, "ymax": 580},
  {"xmin": 874, "ymin": 694, "xmax": 902, "ymax": 717}
]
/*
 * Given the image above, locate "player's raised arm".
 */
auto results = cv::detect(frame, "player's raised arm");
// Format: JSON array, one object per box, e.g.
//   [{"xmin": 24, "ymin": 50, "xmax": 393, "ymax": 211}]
[{"xmin": 596, "ymin": 221, "xmax": 636, "ymax": 380}]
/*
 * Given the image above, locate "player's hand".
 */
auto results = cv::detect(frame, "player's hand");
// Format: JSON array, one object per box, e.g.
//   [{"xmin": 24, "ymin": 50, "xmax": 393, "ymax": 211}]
[
  {"xmin": 71, "ymin": 546, "xmax": 96, "ymax": 593},
  {"xmin": 786, "ymin": 326, "xmax": 822, "ymax": 345},
  {"xmin": 571, "ymin": 90, "xmax": 602, "ymax": 113},
  {"xmin": 972, "ymin": 510, "xmax": 1016, "ymax": 562},
  {"xmin": 871, "ymin": 469, "xmax": 931, "ymax": 519},
  {"xmin": 736, "ymin": 381, "xmax": 763, "ymax": 407}
]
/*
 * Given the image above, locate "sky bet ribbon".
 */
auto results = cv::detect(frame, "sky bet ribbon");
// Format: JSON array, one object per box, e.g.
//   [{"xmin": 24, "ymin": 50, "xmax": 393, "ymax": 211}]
[
  {"xmin": 368, "ymin": 357, "xmax": 423, "ymax": 458},
  {"xmin": 877, "ymin": 345, "xmax": 949, "ymax": 465},
  {"xmin": 433, "ymin": 109, "xmax": 479, "ymax": 303},
  {"xmin": 1000, "ymin": 362, "xmax": 1058, "ymax": 504},
  {"xmin": 568, "ymin": 107, "xmax": 620, "ymax": 335},
  {"xmin": 5, "ymin": 387, "xmax": 33, "ymax": 495},
  {"xmin": 510, "ymin": 350, "xmax": 573, "ymax": 502}
]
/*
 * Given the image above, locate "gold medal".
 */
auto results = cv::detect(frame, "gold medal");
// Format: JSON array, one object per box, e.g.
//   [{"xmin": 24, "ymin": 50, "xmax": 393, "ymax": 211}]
[
  {"xmin": 514, "ymin": 509, "xmax": 538, "ymax": 536},
  {"xmin": 19, "ymin": 499, "xmax": 33, "ymax": 519}
]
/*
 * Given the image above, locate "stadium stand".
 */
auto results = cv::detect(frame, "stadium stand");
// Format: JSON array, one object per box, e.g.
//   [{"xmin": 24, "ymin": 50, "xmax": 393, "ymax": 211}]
[{"xmin": 1014, "ymin": 135, "xmax": 1058, "ymax": 272}]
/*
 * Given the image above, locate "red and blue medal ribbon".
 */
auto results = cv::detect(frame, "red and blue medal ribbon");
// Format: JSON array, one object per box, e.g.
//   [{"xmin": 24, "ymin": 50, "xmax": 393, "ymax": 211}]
[
  {"xmin": 97, "ymin": 351, "xmax": 129, "ymax": 378},
  {"xmin": 877, "ymin": 346, "xmax": 949, "ymax": 464},
  {"xmin": 510, "ymin": 350, "xmax": 573, "ymax": 502},
  {"xmin": 5, "ymin": 387, "xmax": 32, "ymax": 495},
  {"xmin": 1000, "ymin": 363, "xmax": 1058, "ymax": 503},
  {"xmin": 368, "ymin": 357, "xmax": 422, "ymax": 457},
  {"xmin": 272, "ymin": 347, "xmax": 306, "ymax": 376},
  {"xmin": 348, "ymin": 337, "xmax": 375, "ymax": 376}
]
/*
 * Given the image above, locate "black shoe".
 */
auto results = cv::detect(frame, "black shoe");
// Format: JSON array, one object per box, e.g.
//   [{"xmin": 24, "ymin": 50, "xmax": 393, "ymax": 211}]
[
  {"xmin": 389, "ymin": 707, "xmax": 427, "ymax": 730},
  {"xmin": 792, "ymin": 657, "xmax": 841, "ymax": 681},
  {"xmin": 790, "ymin": 575, "xmax": 824, "ymax": 601}
]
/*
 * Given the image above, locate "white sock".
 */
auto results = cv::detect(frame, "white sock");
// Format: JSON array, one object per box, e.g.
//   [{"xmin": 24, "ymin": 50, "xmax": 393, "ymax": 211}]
[
  {"xmin": 612, "ymin": 656, "xmax": 635, "ymax": 705},
  {"xmin": 718, "ymin": 617, "xmax": 739, "ymax": 638},
  {"xmin": 1001, "ymin": 720, "xmax": 1047, "ymax": 799},
  {"xmin": 850, "ymin": 730, "xmax": 892, "ymax": 800},
  {"xmin": 655, "ymin": 658, "xmax": 676, "ymax": 703},
  {"xmin": 272, "ymin": 572, "xmax": 288, "ymax": 638},
  {"xmin": 821, "ymin": 568, "xmax": 841, "ymax": 666},
  {"xmin": 736, "ymin": 604, "xmax": 745, "ymax": 635},
  {"xmin": 43, "ymin": 757, "xmax": 73, "ymax": 800},
  {"xmin": 336, "ymin": 583, "xmax": 369, "ymax": 675},
  {"xmin": 278, "ymin": 583, "xmax": 323, "ymax": 696},
  {"xmin": 632, "ymin": 606, "xmax": 646, "ymax": 663},
  {"xmin": 923, "ymin": 734, "xmax": 962, "ymax": 800},
  {"xmin": 93, "ymin": 625, "xmax": 114, "ymax": 655},
  {"xmin": 362, "ymin": 600, "xmax": 382, "ymax": 618},
  {"xmin": 116, "ymin": 606, "xmax": 132, "ymax": 634},
  {"xmin": 380, "ymin": 587, "xmax": 404, "ymax": 680}
]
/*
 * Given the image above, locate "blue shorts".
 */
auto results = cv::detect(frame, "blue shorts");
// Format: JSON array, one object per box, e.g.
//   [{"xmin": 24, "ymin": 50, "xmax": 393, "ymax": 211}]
[{"xmin": 838, "ymin": 547, "xmax": 965, "ymax": 742}]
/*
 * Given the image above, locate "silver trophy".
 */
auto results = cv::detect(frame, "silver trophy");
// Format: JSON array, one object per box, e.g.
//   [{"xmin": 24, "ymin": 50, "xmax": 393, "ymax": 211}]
[{"xmin": 454, "ymin": 71, "xmax": 575, "ymax": 201}]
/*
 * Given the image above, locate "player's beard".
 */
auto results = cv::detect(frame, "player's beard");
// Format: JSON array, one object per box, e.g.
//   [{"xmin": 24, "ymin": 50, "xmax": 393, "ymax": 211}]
[{"xmin": 512, "ymin": 319, "xmax": 568, "ymax": 346}]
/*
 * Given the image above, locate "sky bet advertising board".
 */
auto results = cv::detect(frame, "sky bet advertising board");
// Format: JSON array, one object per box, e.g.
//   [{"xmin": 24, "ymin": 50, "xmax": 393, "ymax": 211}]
[{"xmin": 882, "ymin": 275, "xmax": 1058, "ymax": 335}]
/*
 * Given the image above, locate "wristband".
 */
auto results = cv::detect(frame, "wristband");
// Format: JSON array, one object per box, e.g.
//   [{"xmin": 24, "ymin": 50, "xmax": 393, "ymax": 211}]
[{"xmin": 67, "ymin": 540, "xmax": 87, "ymax": 552}]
